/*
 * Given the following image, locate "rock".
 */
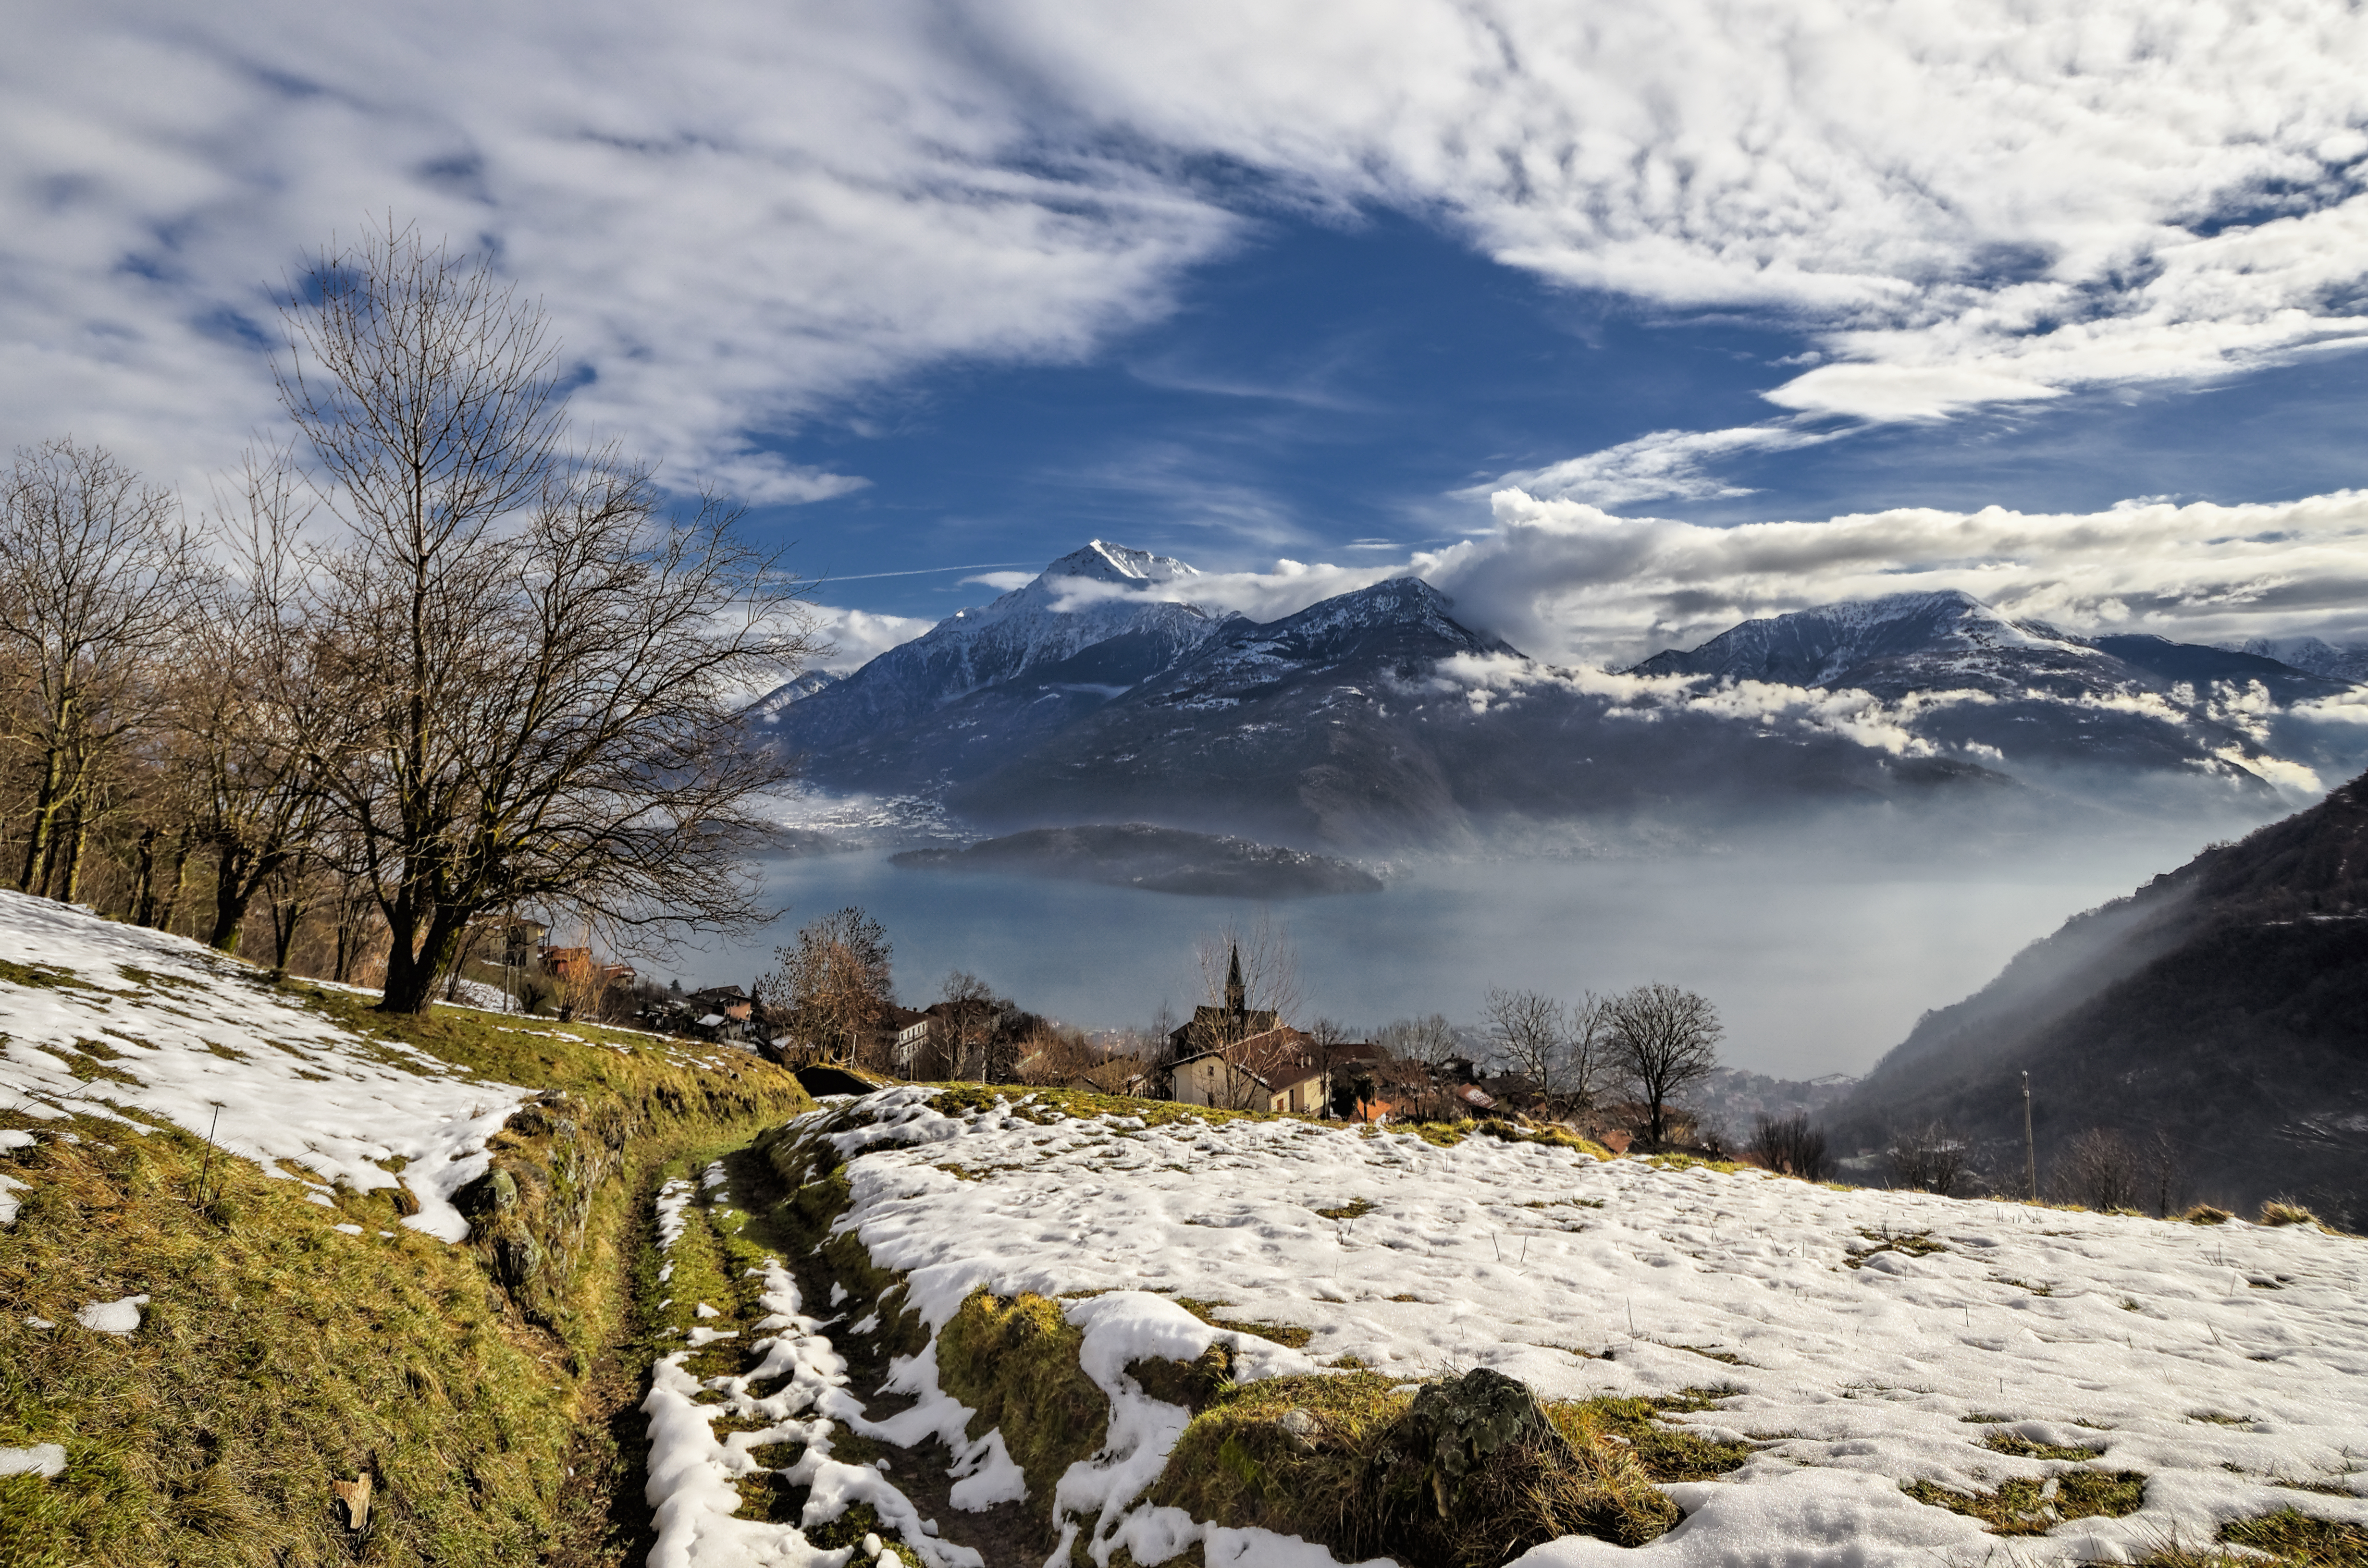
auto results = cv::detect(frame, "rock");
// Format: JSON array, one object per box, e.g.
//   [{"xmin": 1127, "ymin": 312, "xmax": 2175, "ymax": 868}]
[{"xmin": 1389, "ymin": 1367, "xmax": 1560, "ymax": 1517}]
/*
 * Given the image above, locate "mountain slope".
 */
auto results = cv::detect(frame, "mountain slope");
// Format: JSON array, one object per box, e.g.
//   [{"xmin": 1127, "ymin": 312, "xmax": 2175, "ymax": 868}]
[
  {"xmin": 766, "ymin": 541, "xmax": 1229, "ymax": 764},
  {"xmin": 1632, "ymin": 589, "xmax": 2353, "ymax": 780},
  {"xmin": 1830, "ymin": 772, "xmax": 2368, "ymax": 1223}
]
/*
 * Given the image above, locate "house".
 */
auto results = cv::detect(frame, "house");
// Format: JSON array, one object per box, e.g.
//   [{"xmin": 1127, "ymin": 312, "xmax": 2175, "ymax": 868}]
[{"xmin": 1170, "ymin": 1027, "xmax": 1332, "ymax": 1114}]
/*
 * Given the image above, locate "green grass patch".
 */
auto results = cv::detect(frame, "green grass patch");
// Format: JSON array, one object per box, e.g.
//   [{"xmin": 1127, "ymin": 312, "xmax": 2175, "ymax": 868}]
[
  {"xmin": 934, "ymin": 1289, "xmax": 1110, "ymax": 1507},
  {"xmin": 1313, "ymin": 1198, "xmax": 1376, "ymax": 1221},
  {"xmin": 1147, "ymin": 1372, "xmax": 1751, "ymax": 1568},
  {"xmin": 1905, "ymin": 1469, "xmax": 2146, "ymax": 1535},
  {"xmin": 0, "ymin": 963, "xmax": 814, "ymax": 1568},
  {"xmin": 0, "ymin": 958, "xmax": 113, "ymax": 992},
  {"xmin": 1174, "ymin": 1298, "xmax": 1314, "ymax": 1349},
  {"xmin": 2136, "ymin": 1508, "xmax": 2368, "ymax": 1568},
  {"xmin": 1984, "ymin": 1431, "xmax": 2106, "ymax": 1461}
]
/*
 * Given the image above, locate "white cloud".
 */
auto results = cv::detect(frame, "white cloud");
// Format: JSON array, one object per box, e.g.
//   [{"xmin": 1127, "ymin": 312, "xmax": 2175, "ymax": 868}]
[
  {"xmin": 11, "ymin": 0, "xmax": 2368, "ymax": 501},
  {"xmin": 1078, "ymin": 486, "xmax": 2368, "ymax": 670},
  {"xmin": 960, "ymin": 571, "xmax": 1036, "ymax": 591},
  {"xmin": 805, "ymin": 603, "xmax": 933, "ymax": 671},
  {"xmin": 1476, "ymin": 422, "xmax": 1847, "ymax": 506}
]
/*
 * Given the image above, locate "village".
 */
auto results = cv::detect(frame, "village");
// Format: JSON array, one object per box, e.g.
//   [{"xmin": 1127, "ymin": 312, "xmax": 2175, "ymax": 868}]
[{"xmin": 497, "ymin": 908, "xmax": 1702, "ymax": 1155}]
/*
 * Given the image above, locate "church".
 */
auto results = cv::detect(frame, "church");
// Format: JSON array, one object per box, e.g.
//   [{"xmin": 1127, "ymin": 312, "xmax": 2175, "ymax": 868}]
[{"xmin": 1164, "ymin": 947, "xmax": 1329, "ymax": 1114}]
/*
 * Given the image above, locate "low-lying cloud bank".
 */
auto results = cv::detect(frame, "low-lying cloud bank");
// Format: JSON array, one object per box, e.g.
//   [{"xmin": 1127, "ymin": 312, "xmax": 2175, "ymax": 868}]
[{"xmin": 1079, "ymin": 487, "xmax": 2368, "ymax": 670}]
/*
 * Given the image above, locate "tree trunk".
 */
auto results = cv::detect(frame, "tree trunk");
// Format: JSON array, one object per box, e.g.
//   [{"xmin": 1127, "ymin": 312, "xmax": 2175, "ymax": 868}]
[
  {"xmin": 207, "ymin": 844, "xmax": 261, "ymax": 952},
  {"xmin": 127, "ymin": 825, "xmax": 160, "ymax": 926},
  {"xmin": 379, "ymin": 905, "xmax": 471, "ymax": 1014},
  {"xmin": 17, "ymin": 743, "xmax": 64, "ymax": 894},
  {"xmin": 151, "ymin": 831, "xmax": 194, "ymax": 931},
  {"xmin": 56, "ymin": 811, "xmax": 88, "ymax": 904}
]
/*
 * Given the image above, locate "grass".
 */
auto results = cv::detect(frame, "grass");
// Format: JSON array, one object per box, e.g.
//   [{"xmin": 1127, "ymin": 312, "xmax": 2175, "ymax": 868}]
[
  {"xmin": 0, "ymin": 970, "xmax": 814, "ymax": 1568},
  {"xmin": 1174, "ymin": 1298, "xmax": 1315, "ymax": 1349},
  {"xmin": 0, "ymin": 1113, "xmax": 569, "ymax": 1567},
  {"xmin": 2134, "ymin": 1508, "xmax": 2368, "ymax": 1568},
  {"xmin": 1147, "ymin": 1375, "xmax": 1751, "ymax": 1568},
  {"xmin": 1983, "ymin": 1431, "xmax": 2106, "ymax": 1461},
  {"xmin": 933, "ymin": 1290, "xmax": 1111, "ymax": 1507},
  {"xmin": 1314, "ymin": 1198, "xmax": 1377, "ymax": 1221},
  {"xmin": 2258, "ymin": 1200, "xmax": 2326, "ymax": 1229},
  {"xmin": 1904, "ymin": 1468, "xmax": 2146, "ymax": 1534},
  {"xmin": 1848, "ymin": 1226, "xmax": 1948, "ymax": 1267}
]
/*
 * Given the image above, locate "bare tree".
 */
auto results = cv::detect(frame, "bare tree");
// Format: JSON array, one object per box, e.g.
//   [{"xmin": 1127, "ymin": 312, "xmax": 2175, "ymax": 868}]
[
  {"xmin": 937, "ymin": 969, "xmax": 1000, "ymax": 1081},
  {"xmin": 765, "ymin": 906, "xmax": 894, "ymax": 1065},
  {"xmin": 273, "ymin": 222, "xmax": 820, "ymax": 1012},
  {"xmin": 172, "ymin": 447, "xmax": 328, "ymax": 951},
  {"xmin": 1484, "ymin": 987, "xmax": 1565, "ymax": 1092},
  {"xmin": 1376, "ymin": 1013, "xmax": 1458, "ymax": 1068},
  {"xmin": 1605, "ymin": 982, "xmax": 1723, "ymax": 1150},
  {"xmin": 1887, "ymin": 1121, "xmax": 1973, "ymax": 1196},
  {"xmin": 2054, "ymin": 1127, "xmax": 2142, "ymax": 1211},
  {"xmin": 1749, "ymin": 1111, "xmax": 1829, "ymax": 1180},
  {"xmin": 0, "ymin": 439, "xmax": 199, "ymax": 900}
]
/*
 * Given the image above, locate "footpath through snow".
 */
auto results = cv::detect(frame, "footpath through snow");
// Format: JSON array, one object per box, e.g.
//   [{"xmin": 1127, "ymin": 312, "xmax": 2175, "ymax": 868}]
[{"xmin": 651, "ymin": 1086, "xmax": 2368, "ymax": 1568}]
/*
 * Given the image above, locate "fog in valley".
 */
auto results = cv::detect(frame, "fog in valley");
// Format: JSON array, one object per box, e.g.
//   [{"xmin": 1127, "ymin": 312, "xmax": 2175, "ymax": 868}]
[{"xmin": 679, "ymin": 790, "xmax": 2289, "ymax": 1079}]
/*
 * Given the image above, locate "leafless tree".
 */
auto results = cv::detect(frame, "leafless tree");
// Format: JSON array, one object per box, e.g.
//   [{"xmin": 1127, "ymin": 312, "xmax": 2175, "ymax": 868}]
[
  {"xmin": 273, "ymin": 222, "xmax": 820, "ymax": 1012},
  {"xmin": 1376, "ymin": 1013, "xmax": 1458, "ymax": 1067},
  {"xmin": 1749, "ymin": 1111, "xmax": 1829, "ymax": 1180},
  {"xmin": 171, "ymin": 447, "xmax": 329, "ymax": 952},
  {"xmin": 1605, "ymin": 982, "xmax": 1723, "ymax": 1150},
  {"xmin": 0, "ymin": 439, "xmax": 200, "ymax": 900},
  {"xmin": 2053, "ymin": 1127, "xmax": 2143, "ymax": 1211},
  {"xmin": 1484, "ymin": 987, "xmax": 1564, "ymax": 1090},
  {"xmin": 1887, "ymin": 1121, "xmax": 1973, "ymax": 1196},
  {"xmin": 765, "ymin": 906, "xmax": 894, "ymax": 1065},
  {"xmin": 937, "ymin": 969, "xmax": 1000, "ymax": 1081}
]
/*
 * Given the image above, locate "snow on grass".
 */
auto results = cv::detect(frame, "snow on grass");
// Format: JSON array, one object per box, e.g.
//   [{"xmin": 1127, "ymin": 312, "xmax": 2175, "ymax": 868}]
[
  {"xmin": 0, "ymin": 1443, "xmax": 66, "ymax": 1479},
  {"xmin": 807, "ymin": 1088, "xmax": 2368, "ymax": 1568},
  {"xmin": 639, "ymin": 1163, "xmax": 993, "ymax": 1568},
  {"xmin": 0, "ymin": 890, "xmax": 530, "ymax": 1241},
  {"xmin": 72, "ymin": 1293, "xmax": 148, "ymax": 1335}
]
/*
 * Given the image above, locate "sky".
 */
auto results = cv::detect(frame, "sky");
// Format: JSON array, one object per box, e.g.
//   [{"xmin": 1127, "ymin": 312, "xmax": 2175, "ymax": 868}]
[{"xmin": 12, "ymin": 1, "xmax": 2368, "ymax": 670}]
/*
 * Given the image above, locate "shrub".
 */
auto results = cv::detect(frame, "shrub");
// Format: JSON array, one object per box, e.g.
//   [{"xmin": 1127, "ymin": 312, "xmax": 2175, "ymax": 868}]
[
  {"xmin": 2258, "ymin": 1199, "xmax": 2322, "ymax": 1228},
  {"xmin": 1748, "ymin": 1112, "xmax": 1828, "ymax": 1180}
]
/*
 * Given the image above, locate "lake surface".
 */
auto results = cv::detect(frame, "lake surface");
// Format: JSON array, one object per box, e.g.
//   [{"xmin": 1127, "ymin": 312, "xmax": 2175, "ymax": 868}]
[{"xmin": 672, "ymin": 828, "xmax": 2220, "ymax": 1078}]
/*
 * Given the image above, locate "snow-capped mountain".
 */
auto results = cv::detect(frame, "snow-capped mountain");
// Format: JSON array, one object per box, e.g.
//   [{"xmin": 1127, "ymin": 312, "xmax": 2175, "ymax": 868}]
[
  {"xmin": 745, "ymin": 667, "xmax": 839, "ymax": 723},
  {"xmin": 1630, "ymin": 589, "xmax": 2096, "ymax": 689},
  {"xmin": 769, "ymin": 555, "xmax": 2368, "ymax": 848},
  {"xmin": 1631, "ymin": 589, "xmax": 2345, "ymax": 705},
  {"xmin": 2239, "ymin": 634, "xmax": 2368, "ymax": 684},
  {"xmin": 765, "ymin": 541, "xmax": 1230, "ymax": 759}
]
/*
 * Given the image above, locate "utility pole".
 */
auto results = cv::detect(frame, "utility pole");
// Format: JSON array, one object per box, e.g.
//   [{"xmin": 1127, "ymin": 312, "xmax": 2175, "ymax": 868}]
[{"xmin": 2022, "ymin": 1070, "xmax": 2037, "ymax": 1201}]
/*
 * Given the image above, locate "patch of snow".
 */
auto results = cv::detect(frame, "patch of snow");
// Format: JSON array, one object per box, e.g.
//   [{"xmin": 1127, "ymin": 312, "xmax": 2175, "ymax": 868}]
[
  {"xmin": 0, "ymin": 891, "xmax": 531, "ymax": 1242},
  {"xmin": 0, "ymin": 1129, "xmax": 35, "ymax": 1151},
  {"xmin": 0, "ymin": 1444, "xmax": 66, "ymax": 1480},
  {"xmin": 0, "ymin": 1173, "xmax": 25, "ymax": 1226},
  {"xmin": 75, "ymin": 1294, "xmax": 148, "ymax": 1335},
  {"xmin": 802, "ymin": 1085, "xmax": 2368, "ymax": 1568},
  {"xmin": 333, "ymin": 1223, "xmax": 363, "ymax": 1236}
]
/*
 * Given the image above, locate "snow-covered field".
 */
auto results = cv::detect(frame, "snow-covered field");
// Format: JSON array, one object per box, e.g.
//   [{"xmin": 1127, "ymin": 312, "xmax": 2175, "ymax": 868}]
[
  {"xmin": 0, "ymin": 889, "xmax": 530, "ymax": 1240},
  {"xmin": 653, "ymin": 1087, "xmax": 2368, "ymax": 1568}
]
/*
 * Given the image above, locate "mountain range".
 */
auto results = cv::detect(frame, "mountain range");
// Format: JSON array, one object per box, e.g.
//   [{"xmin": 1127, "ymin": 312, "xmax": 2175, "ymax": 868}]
[
  {"xmin": 756, "ymin": 541, "xmax": 2368, "ymax": 847},
  {"xmin": 1827, "ymin": 770, "xmax": 2368, "ymax": 1227}
]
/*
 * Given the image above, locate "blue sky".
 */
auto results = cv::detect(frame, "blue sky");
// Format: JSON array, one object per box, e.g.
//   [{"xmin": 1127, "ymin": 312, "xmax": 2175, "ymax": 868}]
[
  {"xmin": 767, "ymin": 201, "xmax": 2368, "ymax": 627},
  {"xmin": 13, "ymin": 2, "xmax": 2368, "ymax": 665}
]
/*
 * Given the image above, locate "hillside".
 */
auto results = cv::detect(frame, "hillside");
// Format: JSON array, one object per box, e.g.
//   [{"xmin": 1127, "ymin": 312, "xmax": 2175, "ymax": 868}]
[
  {"xmin": 632, "ymin": 1088, "xmax": 2367, "ymax": 1568},
  {"xmin": 0, "ymin": 891, "xmax": 813, "ymax": 1567},
  {"xmin": 1829, "ymin": 772, "xmax": 2368, "ymax": 1225},
  {"xmin": 889, "ymin": 823, "xmax": 1384, "ymax": 897},
  {"xmin": 10, "ymin": 895, "xmax": 2367, "ymax": 1568}
]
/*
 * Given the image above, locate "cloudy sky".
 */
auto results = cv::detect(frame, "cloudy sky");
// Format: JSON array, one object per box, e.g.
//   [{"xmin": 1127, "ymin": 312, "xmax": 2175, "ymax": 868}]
[{"xmin": 13, "ymin": 0, "xmax": 2368, "ymax": 667}]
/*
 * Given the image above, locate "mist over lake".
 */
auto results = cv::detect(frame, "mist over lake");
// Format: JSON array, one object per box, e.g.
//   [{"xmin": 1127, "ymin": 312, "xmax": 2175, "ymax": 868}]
[{"xmin": 677, "ymin": 823, "xmax": 2234, "ymax": 1079}]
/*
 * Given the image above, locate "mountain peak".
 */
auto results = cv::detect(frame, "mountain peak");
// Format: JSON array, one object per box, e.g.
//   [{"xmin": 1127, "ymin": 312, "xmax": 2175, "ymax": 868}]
[{"xmin": 1041, "ymin": 540, "xmax": 1200, "ymax": 587}]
